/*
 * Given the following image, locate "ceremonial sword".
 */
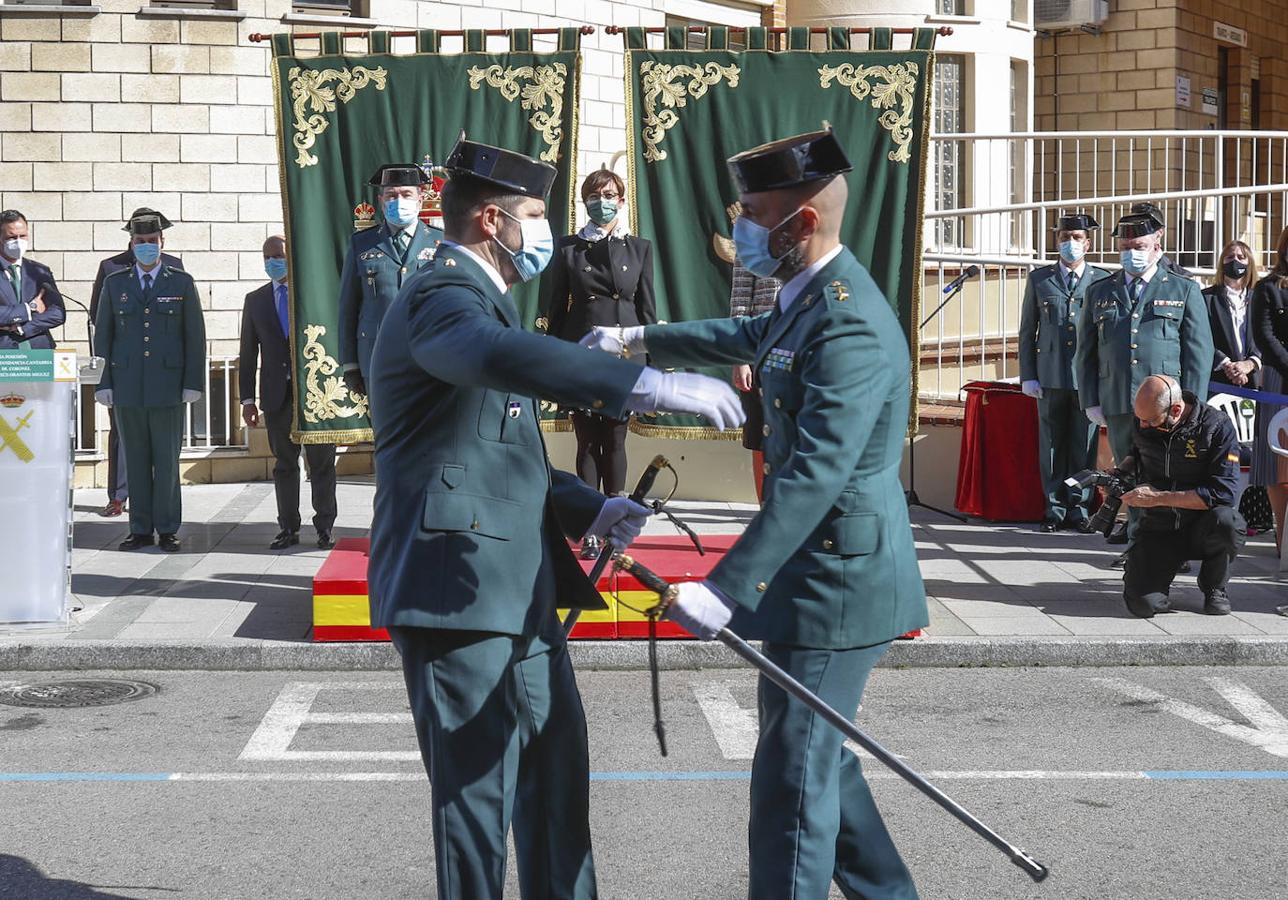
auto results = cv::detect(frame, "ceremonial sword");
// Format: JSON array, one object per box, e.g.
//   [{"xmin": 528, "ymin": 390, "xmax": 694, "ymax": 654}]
[{"xmin": 614, "ymin": 554, "xmax": 1052, "ymax": 885}]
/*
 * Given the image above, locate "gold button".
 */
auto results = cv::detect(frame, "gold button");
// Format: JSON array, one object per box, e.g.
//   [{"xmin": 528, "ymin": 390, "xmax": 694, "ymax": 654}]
[
  {"xmin": 1133, "ymin": 313, "xmax": 1140, "ymax": 319},
  {"xmin": 592, "ymin": 399, "xmax": 604, "ymax": 410},
  {"xmin": 144, "ymin": 336, "xmax": 150, "ymax": 342},
  {"xmin": 822, "ymin": 539, "xmax": 834, "ymax": 550},
  {"xmin": 756, "ymin": 582, "xmax": 767, "ymax": 593},
  {"xmin": 762, "ymin": 424, "xmax": 770, "ymax": 436},
  {"xmin": 762, "ymin": 463, "xmax": 770, "ymax": 474},
  {"xmin": 470, "ymin": 520, "xmax": 479, "ymax": 530},
  {"xmin": 1132, "ymin": 359, "xmax": 1138, "ymax": 365},
  {"xmin": 773, "ymin": 398, "xmax": 782, "ymax": 408},
  {"xmin": 1130, "ymin": 343, "xmax": 1137, "ymax": 349},
  {"xmin": 144, "ymin": 350, "xmax": 150, "ymax": 357}
]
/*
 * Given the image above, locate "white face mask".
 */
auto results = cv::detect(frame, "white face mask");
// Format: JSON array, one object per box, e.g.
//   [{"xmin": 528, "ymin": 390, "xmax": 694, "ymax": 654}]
[{"xmin": 1, "ymin": 237, "xmax": 26, "ymax": 262}]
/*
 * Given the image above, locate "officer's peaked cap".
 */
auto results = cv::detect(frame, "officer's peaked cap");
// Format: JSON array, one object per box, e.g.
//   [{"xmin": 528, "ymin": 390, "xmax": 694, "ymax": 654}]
[
  {"xmin": 727, "ymin": 124, "xmax": 853, "ymax": 194},
  {"xmin": 444, "ymin": 134, "xmax": 557, "ymax": 200}
]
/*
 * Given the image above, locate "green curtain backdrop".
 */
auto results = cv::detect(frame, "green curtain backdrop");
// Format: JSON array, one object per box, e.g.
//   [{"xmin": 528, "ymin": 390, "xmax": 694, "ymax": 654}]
[
  {"xmin": 622, "ymin": 27, "xmax": 935, "ymax": 437},
  {"xmin": 271, "ymin": 29, "xmax": 582, "ymax": 444}
]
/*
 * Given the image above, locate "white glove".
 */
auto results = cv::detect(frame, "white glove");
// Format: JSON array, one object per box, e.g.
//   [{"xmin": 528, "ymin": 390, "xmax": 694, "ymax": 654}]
[
  {"xmin": 1085, "ymin": 405, "xmax": 1106, "ymax": 427},
  {"xmin": 585, "ymin": 496, "xmax": 652, "ymax": 550},
  {"xmin": 666, "ymin": 581, "xmax": 736, "ymax": 641},
  {"xmin": 182, "ymin": 389, "xmax": 201, "ymax": 404},
  {"xmin": 652, "ymin": 371, "xmax": 745, "ymax": 431},
  {"xmin": 1021, "ymin": 380, "xmax": 1043, "ymax": 399},
  {"xmin": 579, "ymin": 325, "xmax": 647, "ymax": 358},
  {"xmin": 95, "ymin": 389, "xmax": 113, "ymax": 408}
]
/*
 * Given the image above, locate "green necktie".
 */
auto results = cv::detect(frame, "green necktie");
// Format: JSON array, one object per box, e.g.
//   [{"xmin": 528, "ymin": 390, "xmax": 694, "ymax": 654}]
[
  {"xmin": 1129, "ymin": 278, "xmax": 1142, "ymax": 305},
  {"xmin": 1067, "ymin": 270, "xmax": 1079, "ymax": 293},
  {"xmin": 9, "ymin": 264, "xmax": 20, "ymax": 301},
  {"xmin": 395, "ymin": 230, "xmax": 410, "ymax": 259}
]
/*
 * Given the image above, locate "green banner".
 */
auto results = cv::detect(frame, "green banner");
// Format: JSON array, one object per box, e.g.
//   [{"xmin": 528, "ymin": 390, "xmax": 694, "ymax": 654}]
[
  {"xmin": 624, "ymin": 41, "xmax": 934, "ymax": 436},
  {"xmin": 0, "ymin": 349, "xmax": 54, "ymax": 382},
  {"xmin": 272, "ymin": 30, "xmax": 582, "ymax": 443}
]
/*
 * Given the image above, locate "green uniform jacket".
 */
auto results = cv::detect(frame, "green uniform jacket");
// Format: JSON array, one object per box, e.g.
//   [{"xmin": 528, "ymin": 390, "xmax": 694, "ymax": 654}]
[
  {"xmin": 1075, "ymin": 268, "xmax": 1214, "ymax": 417},
  {"xmin": 645, "ymin": 248, "xmax": 928, "ymax": 650},
  {"xmin": 94, "ymin": 265, "xmax": 206, "ymax": 407},
  {"xmin": 337, "ymin": 220, "xmax": 444, "ymax": 378},
  {"xmin": 366, "ymin": 246, "xmax": 643, "ymax": 636},
  {"xmin": 1018, "ymin": 263, "xmax": 1111, "ymax": 390}
]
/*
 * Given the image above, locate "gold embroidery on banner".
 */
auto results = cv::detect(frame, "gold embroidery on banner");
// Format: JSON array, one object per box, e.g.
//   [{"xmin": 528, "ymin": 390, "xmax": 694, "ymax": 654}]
[
  {"xmin": 638, "ymin": 61, "xmax": 740, "ymax": 163},
  {"xmin": 467, "ymin": 63, "xmax": 568, "ymax": 162},
  {"xmin": 288, "ymin": 65, "xmax": 388, "ymax": 168},
  {"xmin": 818, "ymin": 62, "xmax": 920, "ymax": 163},
  {"xmin": 301, "ymin": 324, "xmax": 369, "ymax": 423}
]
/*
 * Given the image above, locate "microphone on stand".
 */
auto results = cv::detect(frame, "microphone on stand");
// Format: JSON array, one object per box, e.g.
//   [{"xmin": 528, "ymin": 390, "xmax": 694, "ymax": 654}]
[{"xmin": 941, "ymin": 264, "xmax": 981, "ymax": 295}]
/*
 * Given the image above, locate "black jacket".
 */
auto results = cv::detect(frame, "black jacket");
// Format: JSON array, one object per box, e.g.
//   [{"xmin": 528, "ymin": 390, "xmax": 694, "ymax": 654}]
[
  {"xmin": 1128, "ymin": 390, "xmax": 1239, "ymax": 532},
  {"xmin": 543, "ymin": 233, "xmax": 656, "ymax": 342},
  {"xmin": 89, "ymin": 248, "xmax": 184, "ymax": 352},
  {"xmin": 239, "ymin": 282, "xmax": 293, "ymax": 414},
  {"xmin": 1251, "ymin": 277, "xmax": 1288, "ymax": 380},
  {"xmin": 1202, "ymin": 284, "xmax": 1261, "ymax": 388},
  {"xmin": 0, "ymin": 257, "xmax": 65, "ymax": 350}
]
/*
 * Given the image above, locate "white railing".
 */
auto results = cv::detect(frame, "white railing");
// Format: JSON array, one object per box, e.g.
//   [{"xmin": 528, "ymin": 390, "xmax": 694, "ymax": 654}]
[
  {"xmin": 73, "ymin": 352, "xmax": 247, "ymax": 459},
  {"xmin": 920, "ymin": 130, "xmax": 1288, "ymax": 401}
]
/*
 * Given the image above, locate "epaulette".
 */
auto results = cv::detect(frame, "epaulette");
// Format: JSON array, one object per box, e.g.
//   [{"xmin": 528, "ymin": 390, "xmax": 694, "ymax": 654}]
[{"xmin": 823, "ymin": 279, "xmax": 851, "ymax": 305}]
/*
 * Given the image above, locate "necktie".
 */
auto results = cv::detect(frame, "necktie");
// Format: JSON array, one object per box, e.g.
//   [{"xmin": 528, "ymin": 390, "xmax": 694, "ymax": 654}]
[
  {"xmin": 395, "ymin": 230, "xmax": 410, "ymax": 259},
  {"xmin": 142, "ymin": 272, "xmax": 153, "ymax": 296},
  {"xmin": 1129, "ymin": 277, "xmax": 1142, "ymax": 305},
  {"xmin": 9, "ymin": 264, "xmax": 21, "ymax": 301},
  {"xmin": 1067, "ymin": 270, "xmax": 1079, "ymax": 294},
  {"xmin": 275, "ymin": 284, "xmax": 289, "ymax": 338}
]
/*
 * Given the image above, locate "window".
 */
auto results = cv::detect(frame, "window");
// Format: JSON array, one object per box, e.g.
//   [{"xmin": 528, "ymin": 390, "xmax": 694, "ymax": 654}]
[
  {"xmin": 1012, "ymin": 0, "xmax": 1027, "ymax": 22},
  {"xmin": 933, "ymin": 54, "xmax": 968, "ymax": 248},
  {"xmin": 937, "ymin": 0, "xmax": 965, "ymax": 15},
  {"xmin": 149, "ymin": 0, "xmax": 237, "ymax": 8},
  {"xmin": 293, "ymin": 0, "xmax": 360, "ymax": 14},
  {"xmin": 663, "ymin": 16, "xmax": 749, "ymax": 51}
]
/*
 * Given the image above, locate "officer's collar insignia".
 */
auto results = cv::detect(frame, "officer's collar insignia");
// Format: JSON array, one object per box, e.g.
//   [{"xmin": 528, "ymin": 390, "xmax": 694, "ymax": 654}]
[
  {"xmin": 418, "ymin": 247, "xmax": 434, "ymax": 261},
  {"xmin": 825, "ymin": 280, "xmax": 850, "ymax": 303},
  {"xmin": 764, "ymin": 347, "xmax": 795, "ymax": 372},
  {"xmin": 1185, "ymin": 439, "xmax": 1198, "ymax": 459}
]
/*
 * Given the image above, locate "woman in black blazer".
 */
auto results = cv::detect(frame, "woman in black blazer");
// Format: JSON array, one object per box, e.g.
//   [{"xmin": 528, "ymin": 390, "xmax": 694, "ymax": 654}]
[
  {"xmin": 1250, "ymin": 228, "xmax": 1288, "ymax": 549},
  {"xmin": 543, "ymin": 169, "xmax": 657, "ymax": 556},
  {"xmin": 1204, "ymin": 239, "xmax": 1260, "ymax": 388}
]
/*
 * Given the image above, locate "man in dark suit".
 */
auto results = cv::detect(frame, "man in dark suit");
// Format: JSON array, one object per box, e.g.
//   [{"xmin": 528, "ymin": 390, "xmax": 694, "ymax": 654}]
[
  {"xmin": 239, "ymin": 235, "xmax": 337, "ymax": 550},
  {"xmin": 88, "ymin": 207, "xmax": 183, "ymax": 519},
  {"xmin": 367, "ymin": 136, "xmax": 742, "ymax": 899},
  {"xmin": 0, "ymin": 209, "xmax": 66, "ymax": 351}
]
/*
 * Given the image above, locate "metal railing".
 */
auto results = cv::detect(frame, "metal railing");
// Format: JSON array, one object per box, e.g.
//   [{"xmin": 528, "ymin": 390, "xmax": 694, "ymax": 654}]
[{"xmin": 920, "ymin": 130, "xmax": 1288, "ymax": 401}]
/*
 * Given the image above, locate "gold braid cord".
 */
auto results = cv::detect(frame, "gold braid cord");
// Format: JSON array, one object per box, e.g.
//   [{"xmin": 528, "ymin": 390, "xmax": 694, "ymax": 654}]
[
  {"xmin": 301, "ymin": 324, "xmax": 369, "ymax": 424},
  {"xmin": 818, "ymin": 62, "xmax": 920, "ymax": 164},
  {"xmin": 467, "ymin": 63, "xmax": 568, "ymax": 162},
  {"xmin": 639, "ymin": 61, "xmax": 740, "ymax": 163},
  {"xmin": 289, "ymin": 65, "xmax": 388, "ymax": 168}
]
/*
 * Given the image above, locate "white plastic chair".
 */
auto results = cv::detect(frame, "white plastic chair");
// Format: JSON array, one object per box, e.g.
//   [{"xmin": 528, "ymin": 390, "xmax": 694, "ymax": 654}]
[
  {"xmin": 1266, "ymin": 407, "xmax": 1288, "ymax": 572},
  {"xmin": 1208, "ymin": 393, "xmax": 1255, "ymax": 509}
]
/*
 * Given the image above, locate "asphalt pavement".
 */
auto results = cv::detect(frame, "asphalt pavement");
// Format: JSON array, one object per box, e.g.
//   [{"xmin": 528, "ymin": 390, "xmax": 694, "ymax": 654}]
[{"xmin": 2, "ymin": 665, "xmax": 1286, "ymax": 899}]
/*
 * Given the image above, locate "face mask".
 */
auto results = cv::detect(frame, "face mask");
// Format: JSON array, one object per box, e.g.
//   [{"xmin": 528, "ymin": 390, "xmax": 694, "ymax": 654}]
[
  {"xmin": 733, "ymin": 208, "xmax": 802, "ymax": 278},
  {"xmin": 265, "ymin": 258, "xmax": 288, "ymax": 282},
  {"xmin": 1223, "ymin": 259, "xmax": 1248, "ymax": 281},
  {"xmin": 586, "ymin": 198, "xmax": 618, "ymax": 226},
  {"xmin": 133, "ymin": 242, "xmax": 161, "ymax": 266},
  {"xmin": 383, "ymin": 197, "xmax": 420, "ymax": 227},
  {"xmin": 1120, "ymin": 248, "xmax": 1153, "ymax": 275},
  {"xmin": 1058, "ymin": 240, "xmax": 1085, "ymax": 265},
  {"xmin": 494, "ymin": 209, "xmax": 554, "ymax": 282},
  {"xmin": 1, "ymin": 238, "xmax": 26, "ymax": 261}
]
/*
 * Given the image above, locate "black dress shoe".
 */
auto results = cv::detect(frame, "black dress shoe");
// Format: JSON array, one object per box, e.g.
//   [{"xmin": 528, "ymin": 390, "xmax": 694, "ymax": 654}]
[
  {"xmin": 1039, "ymin": 520, "xmax": 1059, "ymax": 533},
  {"xmin": 270, "ymin": 530, "xmax": 300, "ymax": 550},
  {"xmin": 1110, "ymin": 551, "xmax": 1128, "ymax": 569},
  {"xmin": 1204, "ymin": 588, "xmax": 1231, "ymax": 616},
  {"xmin": 1066, "ymin": 516, "xmax": 1094, "ymax": 534},
  {"xmin": 119, "ymin": 533, "xmax": 154, "ymax": 551},
  {"xmin": 1106, "ymin": 522, "xmax": 1129, "ymax": 545},
  {"xmin": 317, "ymin": 530, "xmax": 335, "ymax": 550},
  {"xmin": 158, "ymin": 533, "xmax": 181, "ymax": 553}
]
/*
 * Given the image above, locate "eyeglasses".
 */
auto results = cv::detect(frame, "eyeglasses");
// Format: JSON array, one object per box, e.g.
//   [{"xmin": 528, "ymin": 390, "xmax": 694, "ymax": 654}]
[{"xmin": 585, "ymin": 192, "xmax": 620, "ymax": 202}]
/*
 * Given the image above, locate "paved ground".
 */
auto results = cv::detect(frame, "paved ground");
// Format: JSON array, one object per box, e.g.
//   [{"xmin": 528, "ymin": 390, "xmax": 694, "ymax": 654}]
[
  {"xmin": 1, "ymin": 665, "xmax": 1286, "ymax": 899},
  {"xmin": 13, "ymin": 482, "xmax": 1285, "ymax": 646}
]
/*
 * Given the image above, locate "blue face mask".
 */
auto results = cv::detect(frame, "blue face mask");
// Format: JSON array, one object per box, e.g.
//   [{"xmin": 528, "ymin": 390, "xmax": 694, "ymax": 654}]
[
  {"xmin": 732, "ymin": 208, "xmax": 801, "ymax": 278},
  {"xmin": 383, "ymin": 197, "xmax": 420, "ymax": 227},
  {"xmin": 265, "ymin": 258, "xmax": 288, "ymax": 282},
  {"xmin": 133, "ymin": 242, "xmax": 161, "ymax": 266},
  {"xmin": 1120, "ymin": 248, "xmax": 1153, "ymax": 275},
  {"xmin": 1058, "ymin": 240, "xmax": 1085, "ymax": 265},
  {"xmin": 495, "ymin": 209, "xmax": 554, "ymax": 282}
]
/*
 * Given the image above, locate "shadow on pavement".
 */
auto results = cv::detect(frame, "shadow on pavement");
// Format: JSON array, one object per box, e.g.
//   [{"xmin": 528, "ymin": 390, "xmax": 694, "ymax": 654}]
[{"xmin": 0, "ymin": 854, "xmax": 177, "ymax": 899}]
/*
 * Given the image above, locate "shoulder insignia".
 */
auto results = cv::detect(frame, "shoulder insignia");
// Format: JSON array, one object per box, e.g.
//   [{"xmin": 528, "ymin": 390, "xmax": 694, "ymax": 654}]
[
  {"xmin": 418, "ymin": 247, "xmax": 434, "ymax": 261},
  {"xmin": 442, "ymin": 257, "xmax": 456, "ymax": 267},
  {"xmin": 825, "ymin": 280, "xmax": 850, "ymax": 303}
]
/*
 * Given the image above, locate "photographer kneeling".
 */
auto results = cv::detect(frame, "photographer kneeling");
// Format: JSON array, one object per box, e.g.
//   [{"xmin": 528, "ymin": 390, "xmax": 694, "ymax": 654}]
[{"xmin": 1119, "ymin": 375, "xmax": 1244, "ymax": 618}]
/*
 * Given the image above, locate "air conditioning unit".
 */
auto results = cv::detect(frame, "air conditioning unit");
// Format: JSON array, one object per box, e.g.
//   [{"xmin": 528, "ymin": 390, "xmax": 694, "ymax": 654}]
[{"xmin": 1036, "ymin": 0, "xmax": 1109, "ymax": 30}]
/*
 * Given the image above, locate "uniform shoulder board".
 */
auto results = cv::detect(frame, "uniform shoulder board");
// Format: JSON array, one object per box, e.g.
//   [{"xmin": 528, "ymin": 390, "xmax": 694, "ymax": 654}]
[{"xmin": 824, "ymin": 279, "xmax": 851, "ymax": 305}]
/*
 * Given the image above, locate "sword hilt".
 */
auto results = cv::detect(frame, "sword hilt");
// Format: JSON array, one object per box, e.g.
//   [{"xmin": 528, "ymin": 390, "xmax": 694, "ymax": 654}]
[{"xmin": 614, "ymin": 554, "xmax": 678, "ymax": 615}]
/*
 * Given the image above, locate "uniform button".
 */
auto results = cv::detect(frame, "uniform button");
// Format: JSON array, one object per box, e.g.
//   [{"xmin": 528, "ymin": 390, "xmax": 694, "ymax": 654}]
[
  {"xmin": 589, "ymin": 295, "xmax": 595, "ymax": 300},
  {"xmin": 1132, "ymin": 359, "xmax": 1138, "ymax": 365},
  {"xmin": 144, "ymin": 350, "xmax": 150, "ymax": 357},
  {"xmin": 1066, "ymin": 341, "xmax": 1073, "ymax": 346},
  {"xmin": 470, "ymin": 520, "xmax": 479, "ymax": 530},
  {"xmin": 822, "ymin": 539, "xmax": 834, "ymax": 550},
  {"xmin": 1130, "ymin": 343, "xmax": 1137, "ymax": 349},
  {"xmin": 400, "ymin": 266, "xmax": 407, "ymax": 275},
  {"xmin": 612, "ymin": 293, "xmax": 620, "ymax": 299},
  {"xmin": 592, "ymin": 399, "xmax": 604, "ymax": 410},
  {"xmin": 144, "ymin": 322, "xmax": 150, "ymax": 328},
  {"xmin": 773, "ymin": 398, "xmax": 782, "ymax": 408},
  {"xmin": 1133, "ymin": 313, "xmax": 1140, "ymax": 319},
  {"xmin": 756, "ymin": 582, "xmax": 767, "ymax": 593},
  {"xmin": 762, "ymin": 424, "xmax": 770, "ymax": 436},
  {"xmin": 584, "ymin": 265, "xmax": 592, "ymax": 272},
  {"xmin": 762, "ymin": 463, "xmax": 771, "ymax": 475},
  {"xmin": 621, "ymin": 265, "xmax": 628, "ymax": 272},
  {"xmin": 1131, "ymin": 329, "xmax": 1138, "ymax": 334},
  {"xmin": 144, "ymin": 336, "xmax": 150, "ymax": 343}
]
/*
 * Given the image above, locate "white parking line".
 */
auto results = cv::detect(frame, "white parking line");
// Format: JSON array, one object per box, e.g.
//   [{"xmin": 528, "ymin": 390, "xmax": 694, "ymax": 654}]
[{"xmin": 239, "ymin": 682, "xmax": 418, "ymax": 762}]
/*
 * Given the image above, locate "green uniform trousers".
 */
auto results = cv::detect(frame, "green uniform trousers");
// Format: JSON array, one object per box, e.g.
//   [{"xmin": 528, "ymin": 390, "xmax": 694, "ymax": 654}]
[
  {"xmin": 1037, "ymin": 388, "xmax": 1098, "ymax": 524},
  {"xmin": 390, "ymin": 626, "xmax": 597, "ymax": 900},
  {"xmin": 1105, "ymin": 412, "xmax": 1140, "ymax": 540},
  {"xmin": 750, "ymin": 641, "xmax": 918, "ymax": 900},
  {"xmin": 114, "ymin": 404, "xmax": 184, "ymax": 537}
]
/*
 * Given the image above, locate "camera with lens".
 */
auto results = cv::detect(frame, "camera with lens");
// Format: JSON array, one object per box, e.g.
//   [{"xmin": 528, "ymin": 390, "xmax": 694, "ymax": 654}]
[{"xmin": 1065, "ymin": 466, "xmax": 1136, "ymax": 538}]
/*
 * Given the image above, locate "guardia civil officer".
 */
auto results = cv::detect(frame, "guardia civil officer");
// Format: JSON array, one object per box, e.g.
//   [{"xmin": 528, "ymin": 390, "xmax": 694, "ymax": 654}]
[
  {"xmin": 584, "ymin": 127, "xmax": 928, "ymax": 899},
  {"xmin": 94, "ymin": 212, "xmax": 206, "ymax": 553},
  {"xmin": 1076, "ymin": 209, "xmax": 1214, "ymax": 555},
  {"xmin": 0, "ymin": 208, "xmax": 66, "ymax": 350},
  {"xmin": 366, "ymin": 136, "xmax": 743, "ymax": 900},
  {"xmin": 337, "ymin": 163, "xmax": 443, "ymax": 400},
  {"xmin": 1128, "ymin": 201, "xmax": 1193, "ymax": 277},
  {"xmin": 89, "ymin": 207, "xmax": 184, "ymax": 519},
  {"xmin": 1019, "ymin": 214, "xmax": 1111, "ymax": 532}
]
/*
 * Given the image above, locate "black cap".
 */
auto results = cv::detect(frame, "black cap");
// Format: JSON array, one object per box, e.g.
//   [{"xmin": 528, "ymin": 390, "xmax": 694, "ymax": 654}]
[
  {"xmin": 368, "ymin": 164, "xmax": 430, "ymax": 188},
  {"xmin": 122, "ymin": 207, "xmax": 172, "ymax": 233},
  {"xmin": 444, "ymin": 134, "xmax": 557, "ymax": 199},
  {"xmin": 727, "ymin": 125, "xmax": 853, "ymax": 195},
  {"xmin": 1112, "ymin": 202, "xmax": 1166, "ymax": 237},
  {"xmin": 1054, "ymin": 213, "xmax": 1099, "ymax": 232}
]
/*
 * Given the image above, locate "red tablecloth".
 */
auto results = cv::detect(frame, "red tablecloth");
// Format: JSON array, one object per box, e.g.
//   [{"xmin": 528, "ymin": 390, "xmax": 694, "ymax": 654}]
[{"xmin": 954, "ymin": 381, "xmax": 1046, "ymax": 522}]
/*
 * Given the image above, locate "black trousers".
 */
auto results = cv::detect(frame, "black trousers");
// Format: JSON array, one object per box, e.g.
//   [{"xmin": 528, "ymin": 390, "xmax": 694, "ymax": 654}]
[
  {"xmin": 570, "ymin": 411, "xmax": 628, "ymax": 495},
  {"xmin": 264, "ymin": 400, "xmax": 337, "ymax": 533},
  {"xmin": 1123, "ymin": 506, "xmax": 1245, "ymax": 617}
]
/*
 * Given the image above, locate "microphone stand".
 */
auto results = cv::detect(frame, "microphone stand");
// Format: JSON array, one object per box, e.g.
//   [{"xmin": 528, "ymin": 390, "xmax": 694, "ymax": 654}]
[{"xmin": 906, "ymin": 279, "xmax": 968, "ymax": 523}]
